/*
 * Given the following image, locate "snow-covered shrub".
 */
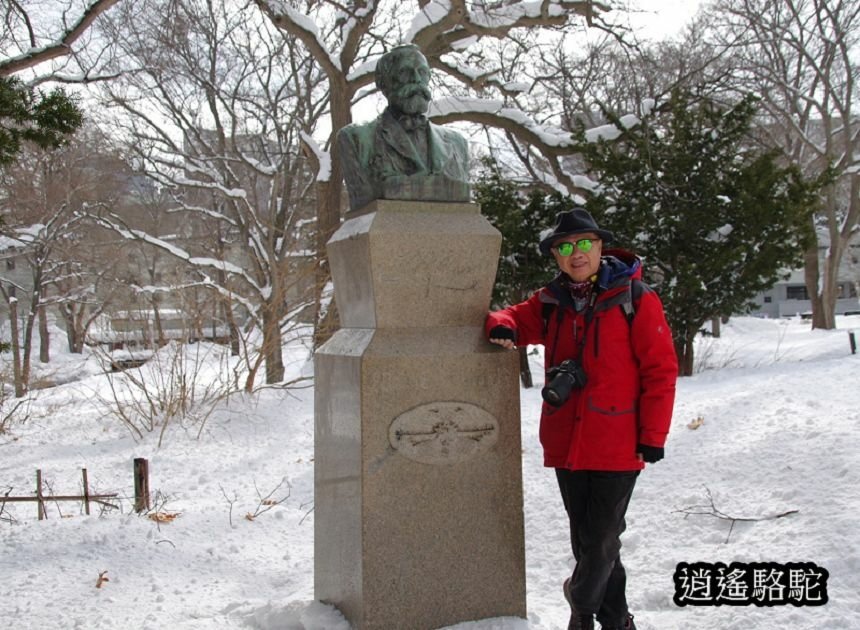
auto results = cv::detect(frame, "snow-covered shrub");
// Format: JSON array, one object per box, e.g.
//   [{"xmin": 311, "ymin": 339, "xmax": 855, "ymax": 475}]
[
  {"xmin": 95, "ymin": 341, "xmax": 237, "ymax": 446},
  {"xmin": 0, "ymin": 378, "xmax": 30, "ymax": 434}
]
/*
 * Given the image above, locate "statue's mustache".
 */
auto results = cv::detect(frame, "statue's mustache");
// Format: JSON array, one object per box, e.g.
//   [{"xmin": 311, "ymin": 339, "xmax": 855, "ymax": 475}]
[{"xmin": 394, "ymin": 83, "xmax": 432, "ymax": 101}]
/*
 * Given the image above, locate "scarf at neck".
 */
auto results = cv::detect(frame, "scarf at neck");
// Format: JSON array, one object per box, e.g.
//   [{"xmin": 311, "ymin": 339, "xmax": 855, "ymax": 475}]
[{"xmin": 559, "ymin": 275, "xmax": 596, "ymax": 311}]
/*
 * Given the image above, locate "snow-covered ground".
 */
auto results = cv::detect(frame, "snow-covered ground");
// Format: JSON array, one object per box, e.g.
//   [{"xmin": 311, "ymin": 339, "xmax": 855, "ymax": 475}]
[{"xmin": 1, "ymin": 316, "xmax": 858, "ymax": 630}]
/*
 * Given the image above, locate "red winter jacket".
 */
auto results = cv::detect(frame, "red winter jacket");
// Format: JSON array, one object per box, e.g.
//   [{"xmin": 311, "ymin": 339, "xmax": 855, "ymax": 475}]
[{"xmin": 485, "ymin": 250, "xmax": 677, "ymax": 471}]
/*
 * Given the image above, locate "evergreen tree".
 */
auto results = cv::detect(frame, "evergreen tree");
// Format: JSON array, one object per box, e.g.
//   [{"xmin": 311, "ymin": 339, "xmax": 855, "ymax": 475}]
[
  {"xmin": 474, "ymin": 158, "xmax": 561, "ymax": 308},
  {"xmin": 474, "ymin": 158, "xmax": 570, "ymax": 386},
  {"xmin": 574, "ymin": 89, "xmax": 818, "ymax": 375},
  {"xmin": 0, "ymin": 78, "xmax": 82, "ymax": 167}
]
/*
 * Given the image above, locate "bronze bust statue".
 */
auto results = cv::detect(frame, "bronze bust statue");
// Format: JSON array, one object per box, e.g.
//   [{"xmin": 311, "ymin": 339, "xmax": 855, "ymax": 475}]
[{"xmin": 337, "ymin": 44, "xmax": 471, "ymax": 212}]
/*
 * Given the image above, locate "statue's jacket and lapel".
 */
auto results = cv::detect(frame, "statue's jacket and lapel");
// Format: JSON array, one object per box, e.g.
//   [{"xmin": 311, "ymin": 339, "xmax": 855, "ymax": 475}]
[{"xmin": 337, "ymin": 109, "xmax": 470, "ymax": 211}]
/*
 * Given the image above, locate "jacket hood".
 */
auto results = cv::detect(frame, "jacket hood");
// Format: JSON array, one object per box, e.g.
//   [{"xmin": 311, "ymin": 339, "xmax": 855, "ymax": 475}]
[{"xmin": 599, "ymin": 248, "xmax": 642, "ymax": 289}]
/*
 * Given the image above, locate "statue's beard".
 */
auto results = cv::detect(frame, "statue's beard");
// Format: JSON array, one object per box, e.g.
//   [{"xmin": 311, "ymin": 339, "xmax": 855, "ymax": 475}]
[{"xmin": 391, "ymin": 83, "xmax": 432, "ymax": 115}]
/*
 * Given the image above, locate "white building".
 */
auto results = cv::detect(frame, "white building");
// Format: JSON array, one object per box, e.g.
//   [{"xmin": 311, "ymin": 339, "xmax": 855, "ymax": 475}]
[{"xmin": 746, "ymin": 233, "xmax": 860, "ymax": 318}]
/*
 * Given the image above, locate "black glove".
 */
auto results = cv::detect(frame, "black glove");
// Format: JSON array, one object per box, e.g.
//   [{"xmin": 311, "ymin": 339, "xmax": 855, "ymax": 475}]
[
  {"xmin": 637, "ymin": 444, "xmax": 664, "ymax": 463},
  {"xmin": 488, "ymin": 325, "xmax": 516, "ymax": 343}
]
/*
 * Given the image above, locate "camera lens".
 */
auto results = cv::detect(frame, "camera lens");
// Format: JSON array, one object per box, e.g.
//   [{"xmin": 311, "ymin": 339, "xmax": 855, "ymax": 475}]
[
  {"xmin": 542, "ymin": 385, "xmax": 564, "ymax": 406},
  {"xmin": 541, "ymin": 360, "xmax": 584, "ymax": 407}
]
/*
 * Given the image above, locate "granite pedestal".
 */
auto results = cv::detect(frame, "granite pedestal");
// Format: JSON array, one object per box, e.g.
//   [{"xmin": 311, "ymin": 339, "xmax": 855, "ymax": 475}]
[{"xmin": 314, "ymin": 200, "xmax": 526, "ymax": 629}]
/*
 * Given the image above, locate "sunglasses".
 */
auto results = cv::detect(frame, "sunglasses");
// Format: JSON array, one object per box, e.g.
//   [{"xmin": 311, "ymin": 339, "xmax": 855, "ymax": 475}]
[{"xmin": 553, "ymin": 238, "xmax": 599, "ymax": 256}]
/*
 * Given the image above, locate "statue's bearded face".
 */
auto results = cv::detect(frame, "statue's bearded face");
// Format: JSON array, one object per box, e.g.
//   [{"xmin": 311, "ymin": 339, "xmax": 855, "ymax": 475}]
[{"xmin": 385, "ymin": 52, "xmax": 432, "ymax": 115}]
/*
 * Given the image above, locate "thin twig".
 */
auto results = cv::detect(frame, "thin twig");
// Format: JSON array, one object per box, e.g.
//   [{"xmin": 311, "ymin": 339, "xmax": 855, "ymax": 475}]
[
  {"xmin": 675, "ymin": 486, "xmax": 799, "ymax": 543},
  {"xmin": 0, "ymin": 486, "xmax": 15, "ymax": 524},
  {"xmin": 220, "ymin": 485, "xmax": 237, "ymax": 528},
  {"xmin": 299, "ymin": 504, "xmax": 314, "ymax": 526},
  {"xmin": 246, "ymin": 477, "xmax": 291, "ymax": 521}
]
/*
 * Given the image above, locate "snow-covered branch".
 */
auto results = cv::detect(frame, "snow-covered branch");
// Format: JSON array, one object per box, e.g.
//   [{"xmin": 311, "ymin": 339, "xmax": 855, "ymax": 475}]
[
  {"xmin": 251, "ymin": 0, "xmax": 342, "ymax": 78},
  {"xmin": 431, "ymin": 95, "xmax": 636, "ymax": 193},
  {"xmin": 410, "ymin": 0, "xmax": 608, "ymax": 53},
  {"xmin": 95, "ymin": 213, "xmax": 265, "ymax": 297},
  {"xmin": 0, "ymin": 0, "xmax": 121, "ymax": 76},
  {"xmin": 132, "ymin": 279, "xmax": 259, "ymax": 323},
  {"xmin": 300, "ymin": 131, "xmax": 331, "ymax": 182}
]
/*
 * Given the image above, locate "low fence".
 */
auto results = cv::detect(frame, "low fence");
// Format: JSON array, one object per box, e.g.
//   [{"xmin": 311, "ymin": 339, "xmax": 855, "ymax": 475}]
[{"xmin": 1, "ymin": 458, "xmax": 151, "ymax": 521}]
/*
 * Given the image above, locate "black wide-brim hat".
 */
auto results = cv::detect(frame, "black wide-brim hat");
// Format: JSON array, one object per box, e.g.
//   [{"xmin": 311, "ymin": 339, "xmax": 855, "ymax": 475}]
[{"xmin": 539, "ymin": 208, "xmax": 614, "ymax": 256}]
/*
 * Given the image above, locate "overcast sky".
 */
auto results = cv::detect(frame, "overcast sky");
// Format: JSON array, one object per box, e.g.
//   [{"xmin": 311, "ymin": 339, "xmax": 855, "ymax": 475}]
[{"xmin": 623, "ymin": 0, "xmax": 703, "ymax": 39}]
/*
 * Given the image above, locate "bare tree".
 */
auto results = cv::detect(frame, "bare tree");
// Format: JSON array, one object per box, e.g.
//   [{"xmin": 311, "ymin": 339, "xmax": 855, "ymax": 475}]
[
  {"xmin": 483, "ymin": 21, "xmax": 741, "ymax": 194},
  {"xmin": 538, "ymin": 20, "xmax": 738, "ymax": 128},
  {"xmin": 98, "ymin": 0, "xmax": 321, "ymax": 389},
  {"xmin": 1, "ymin": 1, "xmax": 124, "ymax": 231},
  {"xmin": 250, "ymin": 0, "xmax": 621, "ymax": 343},
  {"xmin": 709, "ymin": 0, "xmax": 860, "ymax": 329},
  {"xmin": 0, "ymin": 125, "xmax": 128, "ymax": 393},
  {"xmin": 0, "ymin": 210, "xmax": 82, "ymax": 395},
  {"xmin": 0, "ymin": 0, "xmax": 121, "ymax": 82}
]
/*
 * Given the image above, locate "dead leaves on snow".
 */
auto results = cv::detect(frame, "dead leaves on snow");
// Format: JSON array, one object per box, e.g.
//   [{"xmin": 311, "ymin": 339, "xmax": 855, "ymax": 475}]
[{"xmin": 147, "ymin": 511, "xmax": 180, "ymax": 524}]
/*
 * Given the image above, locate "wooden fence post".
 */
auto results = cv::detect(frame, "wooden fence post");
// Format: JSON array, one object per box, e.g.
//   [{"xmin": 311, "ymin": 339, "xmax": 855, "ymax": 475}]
[
  {"xmin": 36, "ymin": 469, "xmax": 46, "ymax": 520},
  {"xmin": 133, "ymin": 458, "xmax": 150, "ymax": 513},
  {"xmin": 850, "ymin": 331, "xmax": 857, "ymax": 355},
  {"xmin": 1, "ymin": 470, "xmax": 118, "ymax": 518},
  {"xmin": 81, "ymin": 468, "xmax": 91, "ymax": 516}
]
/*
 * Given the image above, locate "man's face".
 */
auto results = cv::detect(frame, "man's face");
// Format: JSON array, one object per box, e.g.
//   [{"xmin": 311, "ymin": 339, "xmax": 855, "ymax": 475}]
[
  {"xmin": 386, "ymin": 51, "xmax": 432, "ymax": 115},
  {"xmin": 551, "ymin": 233, "xmax": 602, "ymax": 282}
]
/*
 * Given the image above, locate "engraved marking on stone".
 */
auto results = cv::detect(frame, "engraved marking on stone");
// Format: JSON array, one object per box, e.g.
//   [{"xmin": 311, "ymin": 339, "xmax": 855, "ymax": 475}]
[
  {"xmin": 432, "ymin": 280, "xmax": 479, "ymax": 292},
  {"xmin": 389, "ymin": 402, "xmax": 499, "ymax": 465}
]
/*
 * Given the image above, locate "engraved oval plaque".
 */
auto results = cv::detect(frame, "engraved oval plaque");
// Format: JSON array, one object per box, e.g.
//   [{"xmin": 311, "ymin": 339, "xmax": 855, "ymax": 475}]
[{"xmin": 388, "ymin": 402, "xmax": 499, "ymax": 465}]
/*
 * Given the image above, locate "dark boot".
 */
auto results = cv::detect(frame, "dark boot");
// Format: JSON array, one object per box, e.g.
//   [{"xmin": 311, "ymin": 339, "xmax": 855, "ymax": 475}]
[
  {"xmin": 601, "ymin": 613, "xmax": 636, "ymax": 630},
  {"xmin": 568, "ymin": 608, "xmax": 595, "ymax": 630},
  {"xmin": 564, "ymin": 578, "xmax": 595, "ymax": 630}
]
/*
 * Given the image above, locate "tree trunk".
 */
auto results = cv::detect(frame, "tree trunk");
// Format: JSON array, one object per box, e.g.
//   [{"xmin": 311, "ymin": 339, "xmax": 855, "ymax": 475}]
[
  {"xmin": 817, "ymin": 228, "xmax": 844, "ymax": 330},
  {"xmin": 804, "ymin": 238, "xmax": 827, "ymax": 329},
  {"xmin": 74, "ymin": 306, "xmax": 87, "ymax": 353},
  {"xmin": 245, "ymin": 361, "xmax": 260, "ymax": 393},
  {"xmin": 818, "ymin": 289, "xmax": 837, "ymax": 329},
  {"xmin": 9, "ymin": 300, "xmax": 25, "ymax": 397},
  {"xmin": 228, "ymin": 315, "xmax": 241, "ymax": 357},
  {"xmin": 813, "ymin": 255, "xmax": 838, "ymax": 330},
  {"xmin": 311, "ymin": 180, "xmax": 340, "ymax": 351},
  {"xmin": 314, "ymin": 284, "xmax": 340, "ymax": 350},
  {"xmin": 711, "ymin": 316, "xmax": 721, "ymax": 338},
  {"xmin": 312, "ymin": 83, "xmax": 350, "ymax": 350},
  {"xmin": 674, "ymin": 333, "xmax": 695, "ymax": 377},
  {"xmin": 215, "ymin": 264, "xmax": 241, "ymax": 356},
  {"xmin": 38, "ymin": 304, "xmax": 49, "ymax": 363},
  {"xmin": 21, "ymin": 291, "xmax": 38, "ymax": 392},
  {"xmin": 152, "ymin": 300, "xmax": 165, "ymax": 346},
  {"xmin": 262, "ymin": 299, "xmax": 285, "ymax": 384},
  {"xmin": 518, "ymin": 346, "xmax": 533, "ymax": 388},
  {"xmin": 814, "ymin": 182, "xmax": 853, "ymax": 330},
  {"xmin": 67, "ymin": 323, "xmax": 79, "ymax": 353},
  {"xmin": 61, "ymin": 304, "xmax": 77, "ymax": 353},
  {"xmin": 60, "ymin": 303, "xmax": 88, "ymax": 353},
  {"xmin": 803, "ymin": 205, "xmax": 839, "ymax": 330}
]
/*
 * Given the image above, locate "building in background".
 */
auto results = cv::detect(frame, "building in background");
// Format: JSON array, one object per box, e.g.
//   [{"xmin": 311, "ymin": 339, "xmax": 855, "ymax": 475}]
[{"xmin": 747, "ymin": 231, "xmax": 860, "ymax": 318}]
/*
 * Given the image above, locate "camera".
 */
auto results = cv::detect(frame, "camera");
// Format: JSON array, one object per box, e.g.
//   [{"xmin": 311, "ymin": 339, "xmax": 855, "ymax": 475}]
[{"xmin": 541, "ymin": 359, "xmax": 587, "ymax": 407}]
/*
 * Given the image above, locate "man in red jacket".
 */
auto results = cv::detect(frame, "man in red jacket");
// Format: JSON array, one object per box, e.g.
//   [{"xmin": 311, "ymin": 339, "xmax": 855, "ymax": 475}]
[{"xmin": 486, "ymin": 209, "xmax": 677, "ymax": 630}]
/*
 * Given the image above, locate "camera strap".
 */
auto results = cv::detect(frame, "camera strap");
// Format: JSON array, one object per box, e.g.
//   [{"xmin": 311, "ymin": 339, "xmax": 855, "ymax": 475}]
[
  {"xmin": 546, "ymin": 287, "xmax": 598, "ymax": 369},
  {"xmin": 576, "ymin": 290, "xmax": 599, "ymax": 359}
]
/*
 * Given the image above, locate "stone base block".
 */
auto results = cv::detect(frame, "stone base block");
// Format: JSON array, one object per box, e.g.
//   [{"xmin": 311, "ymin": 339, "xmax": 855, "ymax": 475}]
[{"xmin": 314, "ymin": 326, "xmax": 526, "ymax": 630}]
